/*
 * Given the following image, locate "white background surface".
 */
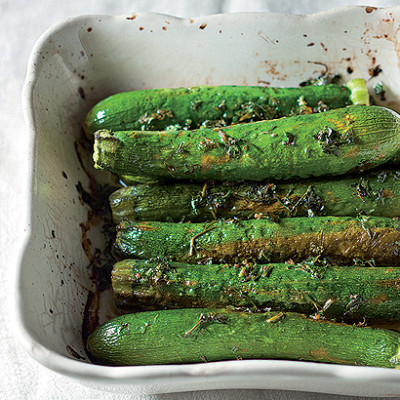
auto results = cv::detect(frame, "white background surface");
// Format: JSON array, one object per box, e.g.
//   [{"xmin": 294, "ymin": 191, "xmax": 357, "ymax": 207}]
[{"xmin": 3, "ymin": 1, "xmax": 400, "ymax": 399}]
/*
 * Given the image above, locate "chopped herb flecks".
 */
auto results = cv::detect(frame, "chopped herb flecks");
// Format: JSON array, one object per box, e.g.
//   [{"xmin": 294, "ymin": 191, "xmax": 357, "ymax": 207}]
[
  {"xmin": 314, "ymin": 126, "xmax": 354, "ymax": 155},
  {"xmin": 374, "ymin": 82, "xmax": 386, "ymax": 101},
  {"xmin": 293, "ymin": 256, "xmax": 329, "ymax": 279},
  {"xmin": 300, "ymin": 72, "xmax": 341, "ymax": 87},
  {"xmin": 353, "ymin": 178, "xmax": 373, "ymax": 203},
  {"xmin": 139, "ymin": 109, "xmax": 174, "ymax": 130},
  {"xmin": 282, "ymin": 132, "xmax": 296, "ymax": 146},
  {"xmin": 235, "ymin": 102, "xmax": 281, "ymax": 123}
]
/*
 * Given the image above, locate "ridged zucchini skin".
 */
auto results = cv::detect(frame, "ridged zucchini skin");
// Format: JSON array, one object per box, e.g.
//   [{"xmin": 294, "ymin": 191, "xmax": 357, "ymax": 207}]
[
  {"xmin": 93, "ymin": 106, "xmax": 400, "ymax": 182},
  {"xmin": 84, "ymin": 84, "xmax": 354, "ymax": 138},
  {"xmin": 86, "ymin": 307, "xmax": 400, "ymax": 367},
  {"xmin": 112, "ymin": 259, "xmax": 400, "ymax": 322},
  {"xmin": 109, "ymin": 169, "xmax": 400, "ymax": 223},
  {"xmin": 115, "ymin": 216, "xmax": 400, "ymax": 266}
]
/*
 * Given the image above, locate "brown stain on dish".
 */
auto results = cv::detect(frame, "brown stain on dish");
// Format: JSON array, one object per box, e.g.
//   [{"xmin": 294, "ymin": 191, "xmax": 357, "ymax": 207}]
[
  {"xmin": 365, "ymin": 6, "xmax": 377, "ymax": 13},
  {"xmin": 75, "ymin": 134, "xmax": 119, "ymax": 358},
  {"xmin": 368, "ymin": 13, "xmax": 400, "ymax": 71},
  {"xmin": 369, "ymin": 65, "xmax": 383, "ymax": 77},
  {"xmin": 82, "ymin": 290, "xmax": 101, "ymax": 362},
  {"xmin": 199, "ymin": 23, "xmax": 207, "ymax": 30},
  {"xmin": 80, "ymin": 220, "xmax": 93, "ymax": 261},
  {"xmin": 78, "ymin": 87, "xmax": 85, "ymax": 99},
  {"xmin": 126, "ymin": 14, "xmax": 137, "ymax": 20},
  {"xmin": 263, "ymin": 61, "xmax": 287, "ymax": 80},
  {"xmin": 320, "ymin": 42, "xmax": 328, "ymax": 52},
  {"xmin": 66, "ymin": 345, "xmax": 86, "ymax": 360}
]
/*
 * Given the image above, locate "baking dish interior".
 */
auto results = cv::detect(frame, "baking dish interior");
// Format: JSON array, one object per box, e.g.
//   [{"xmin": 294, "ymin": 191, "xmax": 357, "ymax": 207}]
[{"xmin": 17, "ymin": 7, "xmax": 400, "ymax": 393}]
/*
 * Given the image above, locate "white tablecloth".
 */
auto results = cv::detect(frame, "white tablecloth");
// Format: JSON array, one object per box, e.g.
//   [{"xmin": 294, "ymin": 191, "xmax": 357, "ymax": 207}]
[{"xmin": 2, "ymin": 1, "xmax": 400, "ymax": 399}]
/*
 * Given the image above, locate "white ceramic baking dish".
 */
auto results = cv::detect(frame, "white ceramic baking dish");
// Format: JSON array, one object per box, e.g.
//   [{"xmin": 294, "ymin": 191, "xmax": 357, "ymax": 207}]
[{"xmin": 17, "ymin": 6, "xmax": 400, "ymax": 396}]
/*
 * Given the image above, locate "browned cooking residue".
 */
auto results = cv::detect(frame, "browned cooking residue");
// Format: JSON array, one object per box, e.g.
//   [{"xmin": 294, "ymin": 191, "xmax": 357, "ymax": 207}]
[
  {"xmin": 80, "ymin": 221, "xmax": 93, "ymax": 261},
  {"xmin": 263, "ymin": 61, "xmax": 287, "ymax": 80},
  {"xmin": 82, "ymin": 290, "xmax": 100, "ymax": 362},
  {"xmin": 78, "ymin": 87, "xmax": 85, "ymax": 100},
  {"xmin": 134, "ymin": 224, "xmax": 161, "ymax": 232},
  {"xmin": 320, "ymin": 42, "xmax": 328, "ymax": 52},
  {"xmin": 84, "ymin": 291, "xmax": 100, "ymax": 335},
  {"xmin": 368, "ymin": 65, "xmax": 383, "ymax": 77},
  {"xmin": 375, "ymin": 278, "xmax": 400, "ymax": 289},
  {"xmin": 189, "ymin": 226, "xmax": 400, "ymax": 267},
  {"xmin": 66, "ymin": 345, "xmax": 86, "ymax": 360},
  {"xmin": 310, "ymin": 348, "xmax": 352, "ymax": 365},
  {"xmin": 365, "ymin": 6, "xmax": 377, "ymax": 13},
  {"xmin": 369, "ymin": 293, "xmax": 389, "ymax": 304}
]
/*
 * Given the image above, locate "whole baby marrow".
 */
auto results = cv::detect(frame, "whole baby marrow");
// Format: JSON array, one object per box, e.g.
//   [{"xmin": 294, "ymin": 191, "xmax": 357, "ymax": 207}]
[
  {"xmin": 86, "ymin": 307, "xmax": 400, "ymax": 367},
  {"xmin": 112, "ymin": 259, "xmax": 400, "ymax": 322},
  {"xmin": 109, "ymin": 169, "xmax": 400, "ymax": 223},
  {"xmin": 115, "ymin": 216, "xmax": 400, "ymax": 266},
  {"xmin": 84, "ymin": 80, "xmax": 368, "ymax": 138},
  {"xmin": 93, "ymin": 106, "xmax": 400, "ymax": 182}
]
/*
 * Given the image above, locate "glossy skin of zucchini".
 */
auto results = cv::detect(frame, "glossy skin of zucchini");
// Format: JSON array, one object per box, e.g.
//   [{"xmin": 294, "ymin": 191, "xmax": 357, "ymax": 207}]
[
  {"xmin": 109, "ymin": 169, "xmax": 400, "ymax": 223},
  {"xmin": 112, "ymin": 259, "xmax": 400, "ymax": 322},
  {"xmin": 86, "ymin": 307, "xmax": 400, "ymax": 367},
  {"xmin": 93, "ymin": 106, "xmax": 400, "ymax": 182},
  {"xmin": 84, "ymin": 84, "xmax": 355, "ymax": 138},
  {"xmin": 115, "ymin": 216, "xmax": 400, "ymax": 266}
]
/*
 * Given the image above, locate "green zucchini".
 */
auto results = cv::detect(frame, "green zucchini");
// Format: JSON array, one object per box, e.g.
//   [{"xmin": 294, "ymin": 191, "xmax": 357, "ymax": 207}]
[
  {"xmin": 93, "ymin": 106, "xmax": 400, "ymax": 182},
  {"xmin": 109, "ymin": 169, "xmax": 400, "ymax": 223},
  {"xmin": 112, "ymin": 259, "xmax": 400, "ymax": 322},
  {"xmin": 115, "ymin": 216, "xmax": 400, "ymax": 266},
  {"xmin": 84, "ymin": 80, "xmax": 368, "ymax": 139},
  {"xmin": 86, "ymin": 307, "xmax": 400, "ymax": 367}
]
